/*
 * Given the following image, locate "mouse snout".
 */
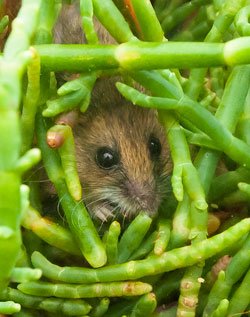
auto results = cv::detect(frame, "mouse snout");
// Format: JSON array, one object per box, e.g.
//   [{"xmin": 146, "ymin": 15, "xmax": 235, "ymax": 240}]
[{"xmin": 123, "ymin": 179, "xmax": 159, "ymax": 214}]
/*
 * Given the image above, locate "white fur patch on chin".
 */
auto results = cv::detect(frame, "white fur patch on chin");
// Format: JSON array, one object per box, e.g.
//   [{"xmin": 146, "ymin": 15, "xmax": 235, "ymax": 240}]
[{"xmin": 93, "ymin": 206, "xmax": 114, "ymax": 222}]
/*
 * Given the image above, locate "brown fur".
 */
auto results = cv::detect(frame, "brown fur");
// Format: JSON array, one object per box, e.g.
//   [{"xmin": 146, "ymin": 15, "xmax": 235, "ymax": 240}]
[{"xmin": 74, "ymin": 78, "xmax": 171, "ymax": 221}]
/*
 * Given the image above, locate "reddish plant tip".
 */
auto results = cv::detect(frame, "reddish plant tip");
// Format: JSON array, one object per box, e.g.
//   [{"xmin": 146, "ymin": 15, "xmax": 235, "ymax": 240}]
[
  {"xmin": 124, "ymin": 0, "xmax": 142, "ymax": 38},
  {"xmin": 46, "ymin": 131, "xmax": 65, "ymax": 148}
]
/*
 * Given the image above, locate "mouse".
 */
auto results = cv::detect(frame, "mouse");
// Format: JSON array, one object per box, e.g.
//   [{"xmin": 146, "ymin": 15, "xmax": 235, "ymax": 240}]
[
  {"xmin": 73, "ymin": 78, "xmax": 171, "ymax": 222},
  {"xmin": 43, "ymin": 1, "xmax": 172, "ymax": 222}
]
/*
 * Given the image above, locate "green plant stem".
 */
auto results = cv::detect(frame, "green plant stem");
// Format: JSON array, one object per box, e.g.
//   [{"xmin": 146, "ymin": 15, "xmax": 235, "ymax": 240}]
[
  {"xmin": 80, "ymin": 0, "xmax": 98, "ymax": 44},
  {"xmin": 161, "ymin": 0, "xmax": 210, "ymax": 35},
  {"xmin": 102, "ymin": 299, "xmax": 134, "ymax": 317},
  {"xmin": 238, "ymin": 182, "xmax": 250, "ymax": 196},
  {"xmin": 18, "ymin": 281, "xmax": 152, "ymax": 298},
  {"xmin": 21, "ymin": 48, "xmax": 40, "ymax": 154},
  {"xmin": 90, "ymin": 298, "xmax": 110, "ymax": 317},
  {"xmin": 237, "ymin": 87, "xmax": 250, "ymax": 145},
  {"xmin": 0, "ymin": 301, "xmax": 20, "ymax": 314},
  {"xmin": 183, "ymin": 130, "xmax": 219, "ymax": 150},
  {"xmin": 168, "ymin": 194, "xmax": 190, "ymax": 249},
  {"xmin": 235, "ymin": 5, "xmax": 250, "ymax": 36},
  {"xmin": 33, "ymin": 0, "xmax": 60, "ymax": 45},
  {"xmin": 153, "ymin": 0, "xmax": 167, "ymax": 14},
  {"xmin": 209, "ymin": 166, "xmax": 250, "ymax": 202},
  {"xmin": 104, "ymin": 221, "xmax": 120, "ymax": 265},
  {"xmin": 34, "ymin": 36, "xmax": 250, "ymax": 72},
  {"xmin": 227, "ymin": 268, "xmax": 250, "ymax": 316},
  {"xmin": 211, "ymin": 299, "xmax": 229, "ymax": 317},
  {"xmin": 172, "ymin": 15, "xmax": 212, "ymax": 42},
  {"xmin": 176, "ymin": 195, "xmax": 207, "ymax": 316},
  {"xmin": 21, "ymin": 206, "xmax": 81, "ymax": 256},
  {"xmin": 117, "ymin": 212, "xmax": 152, "ymax": 263},
  {"xmin": 10, "ymin": 268, "xmax": 42, "ymax": 283},
  {"xmin": 162, "ymin": 113, "xmax": 207, "ymax": 210},
  {"xmin": 219, "ymin": 189, "xmax": 249, "ymax": 207},
  {"xmin": 1, "ymin": 288, "xmax": 91, "ymax": 316},
  {"xmin": 129, "ymin": 231, "xmax": 157, "ymax": 260},
  {"xmin": 122, "ymin": 0, "xmax": 164, "ymax": 41},
  {"xmin": 176, "ymin": 63, "xmax": 250, "ymax": 316},
  {"xmin": 47, "ymin": 124, "xmax": 82, "ymax": 201},
  {"xmin": 0, "ymin": 170, "xmax": 21, "ymax": 291},
  {"xmin": 14, "ymin": 149, "xmax": 41, "ymax": 175},
  {"xmin": 210, "ymin": 67, "xmax": 224, "ymax": 98},
  {"xmin": 184, "ymin": 0, "xmax": 245, "ymax": 100},
  {"xmin": 203, "ymin": 233, "xmax": 250, "ymax": 316},
  {"xmin": 36, "ymin": 113, "xmax": 107, "ymax": 268},
  {"xmin": 0, "ymin": 0, "xmax": 41, "ymax": 295},
  {"xmin": 157, "ymin": 0, "xmax": 189, "ymax": 22},
  {"xmin": 43, "ymin": 73, "xmax": 98, "ymax": 116},
  {"xmin": 154, "ymin": 218, "xmax": 171, "ymax": 255},
  {"xmin": 130, "ymin": 293, "xmax": 157, "ymax": 317},
  {"xmin": 92, "ymin": 0, "xmax": 136, "ymax": 42},
  {"xmin": 79, "ymin": 0, "xmax": 99, "ymax": 113},
  {"xmin": 214, "ymin": 66, "xmax": 249, "ymax": 132},
  {"xmin": 31, "ymin": 218, "xmax": 250, "ymax": 283}
]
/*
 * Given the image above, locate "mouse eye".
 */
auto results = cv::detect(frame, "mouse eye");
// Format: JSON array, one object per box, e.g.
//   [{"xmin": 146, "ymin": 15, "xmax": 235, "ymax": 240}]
[
  {"xmin": 148, "ymin": 136, "xmax": 162, "ymax": 160},
  {"xmin": 96, "ymin": 147, "xmax": 119, "ymax": 169}
]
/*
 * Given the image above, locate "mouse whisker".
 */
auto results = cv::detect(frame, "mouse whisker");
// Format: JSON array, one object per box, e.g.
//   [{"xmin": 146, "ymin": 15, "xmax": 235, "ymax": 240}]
[
  {"xmin": 56, "ymin": 193, "xmax": 67, "ymax": 223},
  {"xmin": 25, "ymin": 164, "xmax": 47, "ymax": 177},
  {"xmin": 27, "ymin": 179, "xmax": 52, "ymax": 183},
  {"xmin": 85, "ymin": 196, "xmax": 108, "ymax": 208}
]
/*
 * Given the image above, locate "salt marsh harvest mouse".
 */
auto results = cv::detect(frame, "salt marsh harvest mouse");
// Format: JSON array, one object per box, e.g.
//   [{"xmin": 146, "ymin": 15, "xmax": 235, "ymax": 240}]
[
  {"xmin": 73, "ymin": 78, "xmax": 171, "ymax": 221},
  {"xmin": 47, "ymin": 1, "xmax": 171, "ymax": 222}
]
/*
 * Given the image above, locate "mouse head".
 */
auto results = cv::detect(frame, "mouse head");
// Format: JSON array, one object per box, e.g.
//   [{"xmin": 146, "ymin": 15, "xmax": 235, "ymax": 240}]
[{"xmin": 74, "ymin": 79, "xmax": 171, "ymax": 222}]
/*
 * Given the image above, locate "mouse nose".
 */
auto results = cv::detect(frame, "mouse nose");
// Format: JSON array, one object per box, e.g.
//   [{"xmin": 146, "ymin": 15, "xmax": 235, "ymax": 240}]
[{"xmin": 124, "ymin": 180, "xmax": 158, "ymax": 214}]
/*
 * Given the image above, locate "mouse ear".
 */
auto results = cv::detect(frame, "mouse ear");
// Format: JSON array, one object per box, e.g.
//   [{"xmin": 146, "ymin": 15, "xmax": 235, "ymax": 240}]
[
  {"xmin": 55, "ymin": 110, "xmax": 80, "ymax": 128},
  {"xmin": 91, "ymin": 77, "xmax": 126, "ymax": 109}
]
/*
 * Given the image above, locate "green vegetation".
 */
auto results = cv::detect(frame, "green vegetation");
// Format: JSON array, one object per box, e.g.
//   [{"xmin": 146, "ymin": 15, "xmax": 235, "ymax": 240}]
[{"xmin": 0, "ymin": 0, "xmax": 250, "ymax": 316}]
